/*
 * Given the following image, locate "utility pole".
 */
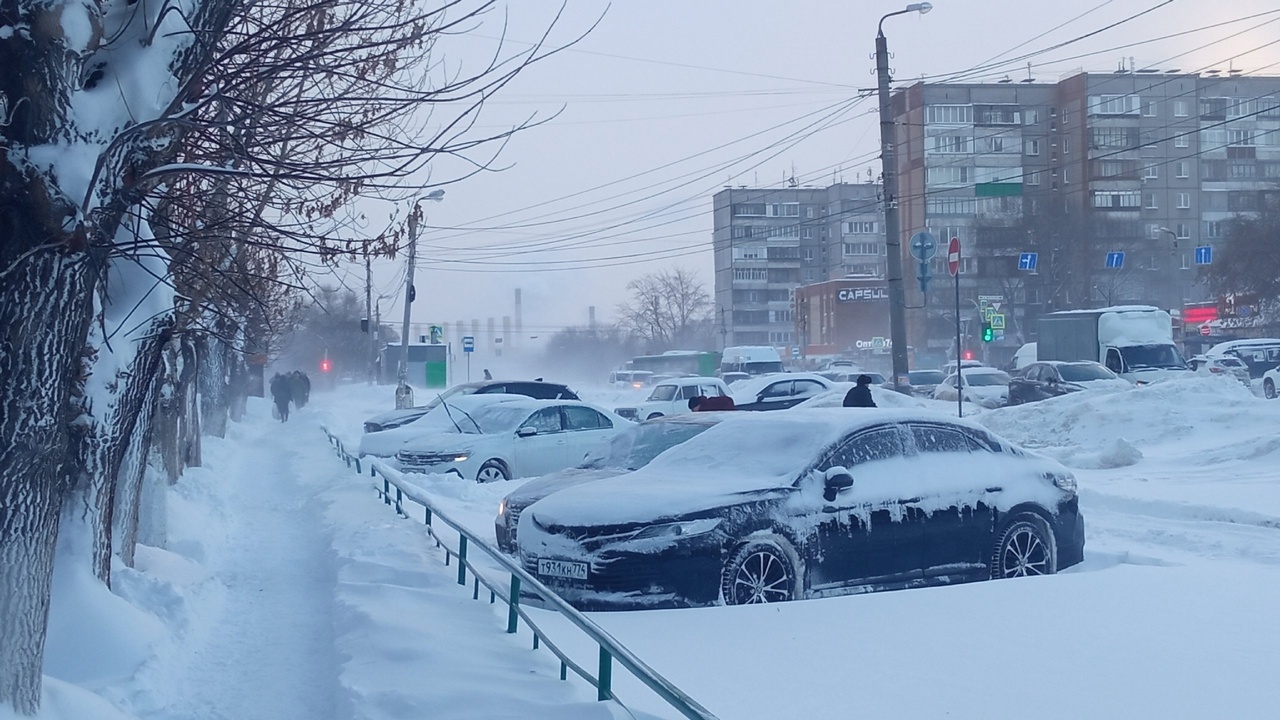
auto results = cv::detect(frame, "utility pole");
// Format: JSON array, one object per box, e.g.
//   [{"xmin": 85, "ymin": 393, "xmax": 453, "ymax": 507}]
[
  {"xmin": 365, "ymin": 251, "xmax": 375, "ymax": 386},
  {"xmin": 876, "ymin": 2, "xmax": 933, "ymax": 394},
  {"xmin": 395, "ymin": 189, "xmax": 445, "ymax": 408}
]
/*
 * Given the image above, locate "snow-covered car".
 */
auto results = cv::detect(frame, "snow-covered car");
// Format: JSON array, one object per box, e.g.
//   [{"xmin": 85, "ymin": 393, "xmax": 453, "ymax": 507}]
[
  {"xmin": 932, "ymin": 368, "xmax": 1012, "ymax": 409},
  {"xmin": 613, "ymin": 377, "xmax": 731, "ymax": 421},
  {"xmin": 494, "ymin": 414, "xmax": 725, "ymax": 553},
  {"xmin": 362, "ymin": 379, "xmax": 579, "ymax": 433},
  {"xmin": 720, "ymin": 371, "xmax": 751, "ymax": 386},
  {"xmin": 358, "ymin": 393, "xmax": 526, "ymax": 458},
  {"xmin": 940, "ymin": 359, "xmax": 986, "ymax": 376},
  {"xmin": 517, "ymin": 409, "xmax": 1084, "ymax": 610},
  {"xmin": 905, "ymin": 369, "xmax": 946, "ymax": 397},
  {"xmin": 730, "ymin": 373, "xmax": 834, "ymax": 411},
  {"xmin": 395, "ymin": 400, "xmax": 629, "ymax": 482},
  {"xmin": 608, "ymin": 370, "xmax": 654, "ymax": 389},
  {"xmin": 793, "ymin": 384, "xmax": 930, "ymax": 409},
  {"xmin": 1263, "ymin": 366, "xmax": 1280, "ymax": 399},
  {"xmin": 819, "ymin": 369, "xmax": 886, "ymax": 385},
  {"xmin": 1187, "ymin": 355, "xmax": 1251, "ymax": 386},
  {"xmin": 1007, "ymin": 361, "xmax": 1130, "ymax": 406}
]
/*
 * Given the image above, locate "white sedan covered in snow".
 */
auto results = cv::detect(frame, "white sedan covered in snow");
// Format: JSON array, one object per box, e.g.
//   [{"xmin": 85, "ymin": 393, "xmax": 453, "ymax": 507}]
[
  {"xmin": 357, "ymin": 393, "xmax": 527, "ymax": 458},
  {"xmin": 395, "ymin": 399, "xmax": 631, "ymax": 482},
  {"xmin": 932, "ymin": 367, "xmax": 1012, "ymax": 408}
]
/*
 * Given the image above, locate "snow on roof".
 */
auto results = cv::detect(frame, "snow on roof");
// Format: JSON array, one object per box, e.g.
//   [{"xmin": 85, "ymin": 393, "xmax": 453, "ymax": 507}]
[
  {"xmin": 1206, "ymin": 338, "xmax": 1280, "ymax": 354},
  {"xmin": 1050, "ymin": 305, "xmax": 1160, "ymax": 315},
  {"xmin": 730, "ymin": 372, "xmax": 830, "ymax": 402}
]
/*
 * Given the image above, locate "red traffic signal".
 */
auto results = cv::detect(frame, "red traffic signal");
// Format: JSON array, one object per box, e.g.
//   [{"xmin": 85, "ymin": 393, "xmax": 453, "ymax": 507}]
[
  {"xmin": 320, "ymin": 359, "xmax": 332, "ymax": 373},
  {"xmin": 961, "ymin": 350, "xmax": 975, "ymax": 361}
]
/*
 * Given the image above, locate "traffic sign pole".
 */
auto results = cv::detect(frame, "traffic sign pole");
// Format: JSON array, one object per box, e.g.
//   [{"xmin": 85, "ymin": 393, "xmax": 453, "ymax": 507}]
[{"xmin": 949, "ymin": 237, "xmax": 962, "ymax": 419}]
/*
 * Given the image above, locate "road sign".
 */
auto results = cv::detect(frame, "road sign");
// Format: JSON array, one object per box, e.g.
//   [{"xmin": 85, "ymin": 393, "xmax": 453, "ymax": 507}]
[
  {"xmin": 1018, "ymin": 252, "xmax": 1038, "ymax": 271},
  {"xmin": 991, "ymin": 313, "xmax": 1006, "ymax": 330},
  {"xmin": 1194, "ymin": 246, "xmax": 1213, "ymax": 265},
  {"xmin": 462, "ymin": 335, "xmax": 475, "ymax": 353},
  {"xmin": 910, "ymin": 231, "xmax": 938, "ymax": 261},
  {"xmin": 1199, "ymin": 324, "xmax": 1212, "ymax": 337},
  {"xmin": 984, "ymin": 307, "xmax": 995, "ymax": 321},
  {"xmin": 1106, "ymin": 251, "xmax": 1125, "ymax": 269},
  {"xmin": 947, "ymin": 237, "xmax": 961, "ymax": 276},
  {"xmin": 429, "ymin": 324, "xmax": 443, "ymax": 343}
]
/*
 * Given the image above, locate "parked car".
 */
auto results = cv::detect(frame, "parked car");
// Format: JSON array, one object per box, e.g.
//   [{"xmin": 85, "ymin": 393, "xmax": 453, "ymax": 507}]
[
  {"xmin": 1262, "ymin": 365, "xmax": 1280, "ymax": 399},
  {"xmin": 517, "ymin": 409, "xmax": 1084, "ymax": 610},
  {"xmin": 820, "ymin": 369, "xmax": 887, "ymax": 385},
  {"xmin": 359, "ymin": 393, "xmax": 526, "ymax": 458},
  {"xmin": 729, "ymin": 373, "xmax": 833, "ymax": 411},
  {"xmin": 1204, "ymin": 338, "xmax": 1280, "ymax": 380},
  {"xmin": 932, "ymin": 368, "xmax": 1012, "ymax": 408},
  {"xmin": 1007, "ymin": 361, "xmax": 1129, "ymax": 405},
  {"xmin": 608, "ymin": 370, "xmax": 655, "ymax": 389},
  {"xmin": 720, "ymin": 371, "xmax": 751, "ymax": 386},
  {"xmin": 1187, "ymin": 355, "xmax": 1251, "ymax": 386},
  {"xmin": 614, "ymin": 377, "xmax": 732, "ymax": 421},
  {"xmin": 905, "ymin": 369, "xmax": 946, "ymax": 398},
  {"xmin": 940, "ymin": 359, "xmax": 986, "ymax": 376},
  {"xmin": 494, "ymin": 414, "xmax": 726, "ymax": 553},
  {"xmin": 363, "ymin": 379, "xmax": 579, "ymax": 433},
  {"xmin": 395, "ymin": 400, "xmax": 629, "ymax": 482}
]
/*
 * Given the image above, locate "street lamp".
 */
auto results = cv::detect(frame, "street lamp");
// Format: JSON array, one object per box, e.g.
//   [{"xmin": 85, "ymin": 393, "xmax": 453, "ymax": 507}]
[
  {"xmin": 876, "ymin": 2, "xmax": 933, "ymax": 393},
  {"xmin": 1158, "ymin": 226, "xmax": 1184, "ymax": 313},
  {"xmin": 395, "ymin": 188, "xmax": 446, "ymax": 409}
]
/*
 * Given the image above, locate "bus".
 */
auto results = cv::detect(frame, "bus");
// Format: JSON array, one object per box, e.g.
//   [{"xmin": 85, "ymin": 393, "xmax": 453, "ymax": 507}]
[{"xmin": 629, "ymin": 350, "xmax": 722, "ymax": 378}]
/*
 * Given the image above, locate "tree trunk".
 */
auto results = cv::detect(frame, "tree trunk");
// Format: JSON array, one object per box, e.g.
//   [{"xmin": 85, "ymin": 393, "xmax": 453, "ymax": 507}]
[
  {"xmin": 0, "ymin": 251, "xmax": 97, "ymax": 715},
  {"xmin": 199, "ymin": 332, "xmax": 230, "ymax": 438},
  {"xmin": 115, "ymin": 371, "xmax": 161, "ymax": 568}
]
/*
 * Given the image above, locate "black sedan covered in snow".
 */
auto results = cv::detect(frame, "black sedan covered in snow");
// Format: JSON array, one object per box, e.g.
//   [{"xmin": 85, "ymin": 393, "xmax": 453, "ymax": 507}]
[
  {"xmin": 517, "ymin": 409, "xmax": 1084, "ymax": 610},
  {"xmin": 494, "ymin": 414, "xmax": 725, "ymax": 553}
]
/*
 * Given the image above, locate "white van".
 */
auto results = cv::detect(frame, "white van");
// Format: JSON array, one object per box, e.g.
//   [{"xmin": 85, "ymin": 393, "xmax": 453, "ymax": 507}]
[
  {"xmin": 1205, "ymin": 339, "xmax": 1280, "ymax": 380},
  {"xmin": 720, "ymin": 346, "xmax": 784, "ymax": 376}
]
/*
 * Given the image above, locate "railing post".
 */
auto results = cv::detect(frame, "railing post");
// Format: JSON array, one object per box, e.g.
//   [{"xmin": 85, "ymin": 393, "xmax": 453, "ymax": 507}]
[
  {"xmin": 354, "ymin": 457, "xmax": 361, "ymax": 474},
  {"xmin": 383, "ymin": 478, "xmax": 391, "ymax": 505},
  {"xmin": 507, "ymin": 575, "xmax": 521, "ymax": 633},
  {"xmin": 457, "ymin": 536, "xmax": 468, "ymax": 585},
  {"xmin": 395, "ymin": 488, "xmax": 403, "ymax": 516},
  {"xmin": 424, "ymin": 506, "xmax": 431, "ymax": 526},
  {"xmin": 473, "ymin": 576, "xmax": 479, "ymax": 600},
  {"xmin": 597, "ymin": 647, "xmax": 613, "ymax": 701}
]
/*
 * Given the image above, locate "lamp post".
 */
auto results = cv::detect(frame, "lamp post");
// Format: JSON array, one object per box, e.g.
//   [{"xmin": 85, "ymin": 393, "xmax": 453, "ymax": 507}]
[
  {"xmin": 395, "ymin": 189, "xmax": 445, "ymax": 409},
  {"xmin": 1158, "ymin": 226, "xmax": 1183, "ymax": 314},
  {"xmin": 876, "ymin": 2, "xmax": 932, "ymax": 393}
]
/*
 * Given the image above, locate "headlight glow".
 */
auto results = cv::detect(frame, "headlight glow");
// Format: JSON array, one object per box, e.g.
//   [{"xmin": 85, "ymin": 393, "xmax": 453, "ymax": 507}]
[
  {"xmin": 452, "ymin": 454, "xmax": 469, "ymax": 462},
  {"xmin": 1046, "ymin": 472, "xmax": 1077, "ymax": 493},
  {"xmin": 630, "ymin": 518, "xmax": 721, "ymax": 541},
  {"xmin": 497, "ymin": 499, "xmax": 507, "ymax": 519}
]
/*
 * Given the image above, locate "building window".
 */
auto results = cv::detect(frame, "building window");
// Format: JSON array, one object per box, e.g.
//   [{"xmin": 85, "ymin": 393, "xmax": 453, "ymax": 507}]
[
  {"xmin": 1063, "ymin": 167, "xmax": 1070, "ymax": 184},
  {"xmin": 1143, "ymin": 164, "xmax": 1159, "ymax": 179},
  {"xmin": 843, "ymin": 242, "xmax": 880, "ymax": 256},
  {"xmin": 806, "ymin": 206, "xmax": 815, "ymax": 218},
  {"xmin": 926, "ymin": 104, "xmax": 973, "ymax": 124},
  {"xmin": 1025, "ymin": 139, "xmax": 1041, "ymax": 156},
  {"xmin": 1175, "ymin": 133, "xmax": 1189, "ymax": 149},
  {"xmin": 1094, "ymin": 94, "xmax": 1139, "ymax": 115},
  {"xmin": 1145, "ymin": 193, "xmax": 1158, "ymax": 209},
  {"xmin": 733, "ymin": 268, "xmax": 768, "ymax": 281},
  {"xmin": 1204, "ymin": 220, "xmax": 1223, "ymax": 239},
  {"xmin": 1175, "ymin": 223, "xmax": 1190, "ymax": 239},
  {"xmin": 733, "ymin": 245, "xmax": 765, "ymax": 260},
  {"xmin": 800, "ymin": 227, "xmax": 813, "ymax": 239},
  {"xmin": 1143, "ymin": 101, "xmax": 1158, "ymax": 117},
  {"xmin": 1177, "ymin": 192, "xmax": 1191, "ymax": 209},
  {"xmin": 1174, "ymin": 100, "xmax": 1189, "ymax": 117},
  {"xmin": 926, "ymin": 197, "xmax": 977, "ymax": 215},
  {"xmin": 926, "ymin": 166, "xmax": 972, "ymax": 185},
  {"xmin": 767, "ymin": 203, "xmax": 800, "ymax": 217},
  {"xmin": 731, "ymin": 225, "xmax": 757, "ymax": 239},
  {"xmin": 1261, "ymin": 97, "xmax": 1280, "ymax": 117},
  {"xmin": 1146, "ymin": 223, "xmax": 1162, "ymax": 239},
  {"xmin": 929, "ymin": 134, "xmax": 973, "ymax": 153},
  {"xmin": 1176, "ymin": 161, "xmax": 1189, "ymax": 178},
  {"xmin": 1025, "ymin": 170, "xmax": 1040, "ymax": 186},
  {"xmin": 803, "ymin": 248, "xmax": 815, "ymax": 261},
  {"xmin": 1227, "ymin": 129, "xmax": 1257, "ymax": 146},
  {"xmin": 733, "ymin": 203, "xmax": 766, "ymax": 216},
  {"xmin": 1062, "ymin": 108, "xmax": 1070, "ymax": 125},
  {"xmin": 1062, "ymin": 136, "xmax": 1070, "ymax": 154},
  {"xmin": 1024, "ymin": 109, "xmax": 1040, "ymax": 125},
  {"xmin": 1092, "ymin": 191, "xmax": 1142, "ymax": 209},
  {"xmin": 842, "ymin": 221, "xmax": 878, "ymax": 234},
  {"xmin": 771, "ymin": 310, "xmax": 793, "ymax": 323}
]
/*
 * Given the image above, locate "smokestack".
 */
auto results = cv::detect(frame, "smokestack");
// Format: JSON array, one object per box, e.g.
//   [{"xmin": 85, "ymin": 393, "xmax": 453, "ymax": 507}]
[
  {"xmin": 514, "ymin": 288, "xmax": 523, "ymax": 349},
  {"xmin": 487, "ymin": 317, "xmax": 495, "ymax": 351},
  {"xmin": 502, "ymin": 315, "xmax": 511, "ymax": 356},
  {"xmin": 455, "ymin": 321, "xmax": 465, "ymax": 342},
  {"xmin": 588, "ymin": 306, "xmax": 596, "ymax": 329},
  {"xmin": 471, "ymin": 319, "xmax": 480, "ymax": 341}
]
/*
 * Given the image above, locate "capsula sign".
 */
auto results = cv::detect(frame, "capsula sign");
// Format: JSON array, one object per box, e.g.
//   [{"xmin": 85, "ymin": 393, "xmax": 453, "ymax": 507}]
[{"xmin": 836, "ymin": 286, "xmax": 889, "ymax": 303}]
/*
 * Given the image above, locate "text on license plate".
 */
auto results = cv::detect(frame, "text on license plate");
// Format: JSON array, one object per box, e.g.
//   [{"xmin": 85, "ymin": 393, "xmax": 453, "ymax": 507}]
[{"xmin": 538, "ymin": 559, "xmax": 588, "ymax": 580}]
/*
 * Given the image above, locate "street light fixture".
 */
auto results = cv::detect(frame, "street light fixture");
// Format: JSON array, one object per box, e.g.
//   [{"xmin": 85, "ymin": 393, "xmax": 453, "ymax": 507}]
[
  {"xmin": 1158, "ymin": 226, "xmax": 1186, "ymax": 313},
  {"xmin": 876, "ymin": 2, "xmax": 933, "ymax": 393},
  {"xmin": 395, "ymin": 189, "xmax": 446, "ymax": 409}
]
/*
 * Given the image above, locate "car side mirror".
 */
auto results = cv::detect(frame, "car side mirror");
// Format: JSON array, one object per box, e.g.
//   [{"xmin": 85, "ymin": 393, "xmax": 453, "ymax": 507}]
[
  {"xmin": 823, "ymin": 471, "xmax": 854, "ymax": 502},
  {"xmin": 517, "ymin": 427, "xmax": 537, "ymax": 438}
]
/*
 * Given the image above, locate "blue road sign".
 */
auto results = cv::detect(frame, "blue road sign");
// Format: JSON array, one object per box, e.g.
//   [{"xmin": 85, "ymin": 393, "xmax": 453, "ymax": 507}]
[
  {"xmin": 910, "ymin": 231, "xmax": 938, "ymax": 261},
  {"xmin": 1106, "ymin": 251, "xmax": 1125, "ymax": 269},
  {"xmin": 1194, "ymin": 246, "xmax": 1212, "ymax": 265},
  {"xmin": 1018, "ymin": 252, "xmax": 1038, "ymax": 271},
  {"xmin": 462, "ymin": 335, "xmax": 475, "ymax": 353}
]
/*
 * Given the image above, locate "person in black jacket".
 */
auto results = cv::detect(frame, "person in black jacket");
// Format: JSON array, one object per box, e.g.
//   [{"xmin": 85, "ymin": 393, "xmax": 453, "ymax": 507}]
[
  {"xmin": 269, "ymin": 373, "xmax": 292, "ymax": 421},
  {"xmin": 842, "ymin": 375, "xmax": 877, "ymax": 408}
]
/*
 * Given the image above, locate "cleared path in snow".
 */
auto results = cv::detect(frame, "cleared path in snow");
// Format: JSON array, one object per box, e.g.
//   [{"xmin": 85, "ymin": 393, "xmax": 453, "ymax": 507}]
[{"xmin": 156, "ymin": 416, "xmax": 341, "ymax": 720}]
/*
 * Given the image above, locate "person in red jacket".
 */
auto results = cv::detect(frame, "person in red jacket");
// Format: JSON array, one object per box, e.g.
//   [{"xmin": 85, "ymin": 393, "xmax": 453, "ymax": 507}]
[{"xmin": 689, "ymin": 395, "xmax": 736, "ymax": 412}]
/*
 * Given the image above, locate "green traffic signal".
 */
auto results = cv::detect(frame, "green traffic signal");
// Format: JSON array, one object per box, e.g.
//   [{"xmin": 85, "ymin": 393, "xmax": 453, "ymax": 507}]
[{"xmin": 981, "ymin": 323, "xmax": 994, "ymax": 342}]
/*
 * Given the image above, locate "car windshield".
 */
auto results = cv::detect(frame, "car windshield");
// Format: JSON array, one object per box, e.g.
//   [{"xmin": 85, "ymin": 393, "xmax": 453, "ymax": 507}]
[
  {"xmin": 964, "ymin": 372, "xmax": 1010, "ymax": 387},
  {"xmin": 1215, "ymin": 358, "xmax": 1246, "ymax": 368},
  {"xmin": 647, "ymin": 385, "xmax": 679, "ymax": 401},
  {"xmin": 1120, "ymin": 344, "xmax": 1186, "ymax": 370},
  {"xmin": 584, "ymin": 421, "xmax": 716, "ymax": 471},
  {"xmin": 1057, "ymin": 364, "xmax": 1117, "ymax": 382},
  {"xmin": 463, "ymin": 404, "xmax": 533, "ymax": 434},
  {"xmin": 423, "ymin": 384, "xmax": 473, "ymax": 410},
  {"xmin": 909, "ymin": 370, "xmax": 944, "ymax": 384}
]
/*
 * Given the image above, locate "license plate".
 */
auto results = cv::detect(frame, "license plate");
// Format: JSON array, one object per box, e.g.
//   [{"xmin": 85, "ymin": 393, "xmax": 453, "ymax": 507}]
[{"xmin": 538, "ymin": 559, "xmax": 588, "ymax": 580}]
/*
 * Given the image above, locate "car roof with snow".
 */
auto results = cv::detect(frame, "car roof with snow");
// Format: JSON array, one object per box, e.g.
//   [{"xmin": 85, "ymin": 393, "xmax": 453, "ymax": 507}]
[
  {"xmin": 528, "ymin": 408, "xmax": 1022, "ymax": 527},
  {"xmin": 730, "ymin": 372, "xmax": 829, "ymax": 398}
]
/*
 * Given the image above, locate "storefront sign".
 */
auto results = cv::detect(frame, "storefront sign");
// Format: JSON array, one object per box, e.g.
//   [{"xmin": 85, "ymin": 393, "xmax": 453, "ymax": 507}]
[{"xmin": 836, "ymin": 287, "xmax": 888, "ymax": 303}]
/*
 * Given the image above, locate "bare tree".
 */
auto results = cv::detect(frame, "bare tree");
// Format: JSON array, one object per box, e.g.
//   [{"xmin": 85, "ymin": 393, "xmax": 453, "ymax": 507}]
[{"xmin": 617, "ymin": 268, "xmax": 714, "ymax": 353}]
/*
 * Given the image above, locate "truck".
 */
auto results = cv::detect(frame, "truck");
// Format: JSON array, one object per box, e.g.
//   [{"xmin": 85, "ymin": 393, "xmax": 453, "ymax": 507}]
[
  {"xmin": 1037, "ymin": 306, "xmax": 1190, "ymax": 384},
  {"xmin": 719, "ymin": 346, "xmax": 784, "ymax": 376}
]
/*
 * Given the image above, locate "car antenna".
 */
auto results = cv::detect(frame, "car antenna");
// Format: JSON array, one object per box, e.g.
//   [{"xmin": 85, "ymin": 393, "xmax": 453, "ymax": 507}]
[{"xmin": 436, "ymin": 394, "xmax": 464, "ymax": 433}]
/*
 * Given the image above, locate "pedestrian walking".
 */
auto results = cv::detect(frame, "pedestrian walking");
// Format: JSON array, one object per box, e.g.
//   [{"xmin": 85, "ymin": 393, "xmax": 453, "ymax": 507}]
[
  {"xmin": 270, "ymin": 373, "xmax": 293, "ymax": 422},
  {"xmin": 842, "ymin": 375, "xmax": 877, "ymax": 408},
  {"xmin": 290, "ymin": 370, "xmax": 311, "ymax": 408}
]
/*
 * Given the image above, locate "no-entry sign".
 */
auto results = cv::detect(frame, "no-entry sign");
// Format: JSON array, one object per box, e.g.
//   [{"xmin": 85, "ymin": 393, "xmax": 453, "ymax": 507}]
[{"xmin": 947, "ymin": 237, "xmax": 961, "ymax": 277}]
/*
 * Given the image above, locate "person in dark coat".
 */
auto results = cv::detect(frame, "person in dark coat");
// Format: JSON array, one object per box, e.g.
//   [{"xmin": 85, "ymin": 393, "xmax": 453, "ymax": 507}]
[
  {"xmin": 842, "ymin": 375, "xmax": 877, "ymax": 408},
  {"xmin": 290, "ymin": 370, "xmax": 311, "ymax": 408},
  {"xmin": 270, "ymin": 373, "xmax": 292, "ymax": 421},
  {"xmin": 689, "ymin": 395, "xmax": 736, "ymax": 412}
]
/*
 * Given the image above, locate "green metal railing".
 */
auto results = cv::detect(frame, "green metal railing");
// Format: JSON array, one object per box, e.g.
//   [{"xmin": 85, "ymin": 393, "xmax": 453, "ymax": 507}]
[{"xmin": 321, "ymin": 426, "xmax": 718, "ymax": 720}]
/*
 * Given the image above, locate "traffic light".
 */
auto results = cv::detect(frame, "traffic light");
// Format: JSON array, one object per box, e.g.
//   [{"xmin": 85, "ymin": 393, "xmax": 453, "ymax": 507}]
[
  {"xmin": 962, "ymin": 350, "xmax": 975, "ymax": 361},
  {"xmin": 320, "ymin": 358, "xmax": 332, "ymax": 373},
  {"xmin": 981, "ymin": 322, "xmax": 994, "ymax": 343}
]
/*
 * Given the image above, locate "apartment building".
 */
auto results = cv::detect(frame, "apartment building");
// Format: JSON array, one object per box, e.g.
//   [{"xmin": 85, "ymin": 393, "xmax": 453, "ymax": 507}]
[
  {"xmin": 891, "ymin": 71, "xmax": 1280, "ymax": 363},
  {"xmin": 712, "ymin": 183, "xmax": 885, "ymax": 349}
]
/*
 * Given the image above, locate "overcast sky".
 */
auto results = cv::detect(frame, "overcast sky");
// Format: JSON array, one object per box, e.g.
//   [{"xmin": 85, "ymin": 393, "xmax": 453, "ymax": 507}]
[{"xmin": 324, "ymin": 0, "xmax": 1280, "ymax": 343}]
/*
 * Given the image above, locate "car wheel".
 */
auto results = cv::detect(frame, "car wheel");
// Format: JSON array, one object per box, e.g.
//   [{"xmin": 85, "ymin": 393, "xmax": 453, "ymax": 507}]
[
  {"xmin": 1266, "ymin": 379, "xmax": 1276, "ymax": 400},
  {"xmin": 476, "ymin": 460, "xmax": 510, "ymax": 483},
  {"xmin": 721, "ymin": 536, "xmax": 800, "ymax": 605},
  {"xmin": 646, "ymin": 413, "xmax": 664, "ymax": 420},
  {"xmin": 991, "ymin": 513, "xmax": 1057, "ymax": 579}
]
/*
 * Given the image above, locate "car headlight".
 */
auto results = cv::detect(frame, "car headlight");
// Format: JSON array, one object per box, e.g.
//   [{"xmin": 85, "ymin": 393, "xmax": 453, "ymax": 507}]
[
  {"xmin": 451, "ymin": 454, "xmax": 469, "ymax": 462},
  {"xmin": 630, "ymin": 518, "xmax": 721, "ymax": 541},
  {"xmin": 497, "ymin": 498, "xmax": 508, "ymax": 520},
  {"xmin": 1045, "ymin": 472, "xmax": 1077, "ymax": 493}
]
